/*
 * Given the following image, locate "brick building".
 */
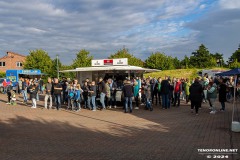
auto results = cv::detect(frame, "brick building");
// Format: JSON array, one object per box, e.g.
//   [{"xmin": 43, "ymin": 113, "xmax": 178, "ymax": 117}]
[{"xmin": 0, "ymin": 51, "xmax": 26, "ymax": 72}]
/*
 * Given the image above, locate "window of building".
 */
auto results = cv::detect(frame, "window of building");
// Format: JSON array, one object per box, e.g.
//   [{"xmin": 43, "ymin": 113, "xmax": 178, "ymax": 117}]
[
  {"xmin": 16, "ymin": 62, "xmax": 23, "ymax": 67},
  {"xmin": 0, "ymin": 61, "xmax": 6, "ymax": 67}
]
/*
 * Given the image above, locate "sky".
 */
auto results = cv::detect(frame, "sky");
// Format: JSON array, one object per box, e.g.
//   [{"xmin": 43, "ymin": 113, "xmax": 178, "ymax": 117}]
[{"xmin": 0, "ymin": 0, "xmax": 240, "ymax": 65}]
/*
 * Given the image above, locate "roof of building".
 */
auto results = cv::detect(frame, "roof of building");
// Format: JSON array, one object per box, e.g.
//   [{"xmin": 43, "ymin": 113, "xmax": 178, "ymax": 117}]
[
  {"xmin": 60, "ymin": 65, "xmax": 160, "ymax": 73},
  {"xmin": 6, "ymin": 51, "xmax": 26, "ymax": 57}
]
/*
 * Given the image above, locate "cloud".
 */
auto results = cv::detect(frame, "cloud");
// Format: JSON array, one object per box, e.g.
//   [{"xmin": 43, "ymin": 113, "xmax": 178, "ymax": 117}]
[{"xmin": 0, "ymin": 0, "xmax": 239, "ymax": 65}]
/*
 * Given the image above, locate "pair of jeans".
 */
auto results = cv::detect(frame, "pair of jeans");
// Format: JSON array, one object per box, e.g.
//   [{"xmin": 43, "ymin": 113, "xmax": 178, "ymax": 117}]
[
  {"xmin": 124, "ymin": 97, "xmax": 132, "ymax": 112},
  {"xmin": 157, "ymin": 91, "xmax": 161, "ymax": 104},
  {"xmin": 54, "ymin": 94, "xmax": 61, "ymax": 110},
  {"xmin": 91, "ymin": 96, "xmax": 96, "ymax": 110},
  {"xmin": 173, "ymin": 92, "xmax": 180, "ymax": 106},
  {"xmin": 209, "ymin": 98, "xmax": 216, "ymax": 111},
  {"xmin": 74, "ymin": 99, "xmax": 81, "ymax": 110},
  {"xmin": 32, "ymin": 98, "xmax": 37, "ymax": 108},
  {"xmin": 22, "ymin": 90, "xmax": 28, "ymax": 102},
  {"xmin": 44, "ymin": 94, "xmax": 52, "ymax": 108},
  {"xmin": 221, "ymin": 102, "xmax": 225, "ymax": 110},
  {"xmin": 110, "ymin": 93, "xmax": 116, "ymax": 107},
  {"xmin": 100, "ymin": 93, "xmax": 106, "ymax": 109},
  {"xmin": 162, "ymin": 94, "xmax": 169, "ymax": 109},
  {"xmin": 145, "ymin": 98, "xmax": 152, "ymax": 110}
]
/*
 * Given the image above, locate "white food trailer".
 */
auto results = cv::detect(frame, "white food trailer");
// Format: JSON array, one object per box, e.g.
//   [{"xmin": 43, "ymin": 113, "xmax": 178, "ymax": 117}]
[{"xmin": 60, "ymin": 58, "xmax": 159, "ymax": 101}]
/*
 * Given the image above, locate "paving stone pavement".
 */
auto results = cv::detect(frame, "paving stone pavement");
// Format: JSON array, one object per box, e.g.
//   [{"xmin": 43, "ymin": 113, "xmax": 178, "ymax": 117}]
[{"xmin": 0, "ymin": 94, "xmax": 239, "ymax": 160}]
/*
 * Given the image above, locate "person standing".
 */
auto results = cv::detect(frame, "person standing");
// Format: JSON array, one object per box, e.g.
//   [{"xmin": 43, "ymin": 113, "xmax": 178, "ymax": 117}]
[
  {"xmin": 30, "ymin": 84, "xmax": 37, "ymax": 109},
  {"xmin": 89, "ymin": 81, "xmax": 97, "ymax": 111},
  {"xmin": 157, "ymin": 77, "xmax": 162, "ymax": 105},
  {"xmin": 22, "ymin": 78, "xmax": 28, "ymax": 104},
  {"xmin": 184, "ymin": 78, "xmax": 191, "ymax": 104},
  {"xmin": 173, "ymin": 78, "xmax": 182, "ymax": 107},
  {"xmin": 218, "ymin": 78, "xmax": 227, "ymax": 111},
  {"xmin": 44, "ymin": 77, "xmax": 53, "ymax": 109},
  {"xmin": 144, "ymin": 79, "xmax": 153, "ymax": 111},
  {"xmin": 53, "ymin": 78, "xmax": 62, "ymax": 110},
  {"xmin": 82, "ymin": 81, "xmax": 90, "ymax": 109},
  {"xmin": 133, "ymin": 78, "xmax": 140, "ymax": 109},
  {"xmin": 39, "ymin": 78, "xmax": 44, "ymax": 94},
  {"xmin": 207, "ymin": 82, "xmax": 218, "ymax": 114},
  {"xmin": 74, "ymin": 84, "xmax": 82, "ymax": 111},
  {"xmin": 6, "ymin": 81, "xmax": 13, "ymax": 105},
  {"xmin": 122, "ymin": 80, "xmax": 134, "ymax": 113},
  {"xmin": 98, "ymin": 77, "xmax": 107, "ymax": 110},
  {"xmin": 189, "ymin": 78, "xmax": 203, "ymax": 115},
  {"xmin": 110, "ymin": 79, "xmax": 117, "ymax": 109},
  {"xmin": 161, "ymin": 77, "xmax": 170, "ymax": 109},
  {"xmin": 3, "ymin": 79, "xmax": 7, "ymax": 94}
]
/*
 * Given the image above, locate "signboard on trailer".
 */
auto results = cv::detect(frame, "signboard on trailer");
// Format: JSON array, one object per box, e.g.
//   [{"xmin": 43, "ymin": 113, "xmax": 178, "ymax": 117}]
[{"xmin": 91, "ymin": 58, "xmax": 128, "ymax": 66}]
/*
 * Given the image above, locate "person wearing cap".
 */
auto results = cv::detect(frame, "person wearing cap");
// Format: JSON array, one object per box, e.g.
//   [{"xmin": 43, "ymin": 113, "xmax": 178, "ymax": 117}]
[{"xmin": 189, "ymin": 77, "xmax": 203, "ymax": 115}]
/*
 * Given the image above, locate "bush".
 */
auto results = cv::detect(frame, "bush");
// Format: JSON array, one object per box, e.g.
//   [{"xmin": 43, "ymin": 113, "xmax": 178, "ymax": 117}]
[{"xmin": 0, "ymin": 72, "xmax": 6, "ymax": 78}]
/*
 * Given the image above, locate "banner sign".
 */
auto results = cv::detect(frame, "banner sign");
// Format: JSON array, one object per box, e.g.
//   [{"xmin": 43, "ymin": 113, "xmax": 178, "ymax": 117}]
[{"xmin": 92, "ymin": 58, "xmax": 128, "ymax": 66}]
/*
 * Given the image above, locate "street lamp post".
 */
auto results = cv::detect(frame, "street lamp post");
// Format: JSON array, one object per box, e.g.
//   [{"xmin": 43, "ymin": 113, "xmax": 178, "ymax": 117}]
[{"xmin": 56, "ymin": 54, "xmax": 59, "ymax": 79}]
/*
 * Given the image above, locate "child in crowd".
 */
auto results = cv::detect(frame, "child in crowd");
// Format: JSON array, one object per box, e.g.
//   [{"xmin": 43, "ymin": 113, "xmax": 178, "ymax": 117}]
[
  {"xmin": 74, "ymin": 84, "xmax": 82, "ymax": 111},
  {"xmin": 67, "ymin": 84, "xmax": 75, "ymax": 110},
  {"xmin": 10, "ymin": 90, "xmax": 17, "ymax": 105},
  {"xmin": 30, "ymin": 84, "xmax": 37, "ymax": 108}
]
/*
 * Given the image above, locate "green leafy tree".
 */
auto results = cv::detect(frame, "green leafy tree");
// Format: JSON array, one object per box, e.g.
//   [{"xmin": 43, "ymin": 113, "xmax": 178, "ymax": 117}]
[
  {"xmin": 23, "ymin": 49, "xmax": 53, "ymax": 75},
  {"xmin": 145, "ymin": 52, "xmax": 175, "ymax": 70},
  {"xmin": 109, "ymin": 48, "xmax": 144, "ymax": 67},
  {"xmin": 0, "ymin": 72, "xmax": 6, "ymax": 78},
  {"xmin": 230, "ymin": 45, "xmax": 240, "ymax": 62},
  {"xmin": 181, "ymin": 55, "xmax": 190, "ymax": 69},
  {"xmin": 173, "ymin": 57, "xmax": 181, "ymax": 69},
  {"xmin": 211, "ymin": 52, "xmax": 224, "ymax": 67},
  {"xmin": 72, "ymin": 49, "xmax": 93, "ymax": 68},
  {"xmin": 189, "ymin": 44, "xmax": 216, "ymax": 68},
  {"xmin": 230, "ymin": 59, "xmax": 240, "ymax": 69}
]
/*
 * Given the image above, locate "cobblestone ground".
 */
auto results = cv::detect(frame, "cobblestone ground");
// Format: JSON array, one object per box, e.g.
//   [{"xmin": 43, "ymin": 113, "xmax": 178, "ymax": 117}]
[{"xmin": 0, "ymin": 94, "xmax": 239, "ymax": 160}]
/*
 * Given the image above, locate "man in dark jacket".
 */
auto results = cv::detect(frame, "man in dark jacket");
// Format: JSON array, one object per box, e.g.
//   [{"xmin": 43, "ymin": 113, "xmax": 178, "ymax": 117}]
[
  {"xmin": 122, "ymin": 80, "xmax": 134, "ymax": 113},
  {"xmin": 189, "ymin": 78, "xmax": 203, "ymax": 115},
  {"xmin": 161, "ymin": 77, "xmax": 170, "ymax": 109},
  {"xmin": 98, "ymin": 77, "xmax": 106, "ymax": 110},
  {"xmin": 218, "ymin": 78, "xmax": 227, "ymax": 111}
]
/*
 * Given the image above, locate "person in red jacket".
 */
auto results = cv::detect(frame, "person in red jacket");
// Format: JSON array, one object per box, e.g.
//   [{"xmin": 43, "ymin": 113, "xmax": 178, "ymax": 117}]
[
  {"xmin": 173, "ymin": 78, "xmax": 182, "ymax": 107},
  {"xmin": 3, "ymin": 79, "xmax": 8, "ymax": 94}
]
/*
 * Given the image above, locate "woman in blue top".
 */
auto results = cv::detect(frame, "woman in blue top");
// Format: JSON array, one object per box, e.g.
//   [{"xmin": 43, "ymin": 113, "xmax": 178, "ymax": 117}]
[{"xmin": 74, "ymin": 84, "xmax": 82, "ymax": 112}]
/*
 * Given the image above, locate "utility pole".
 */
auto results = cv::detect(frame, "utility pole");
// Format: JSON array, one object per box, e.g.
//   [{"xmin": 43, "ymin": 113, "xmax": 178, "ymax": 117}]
[{"xmin": 56, "ymin": 54, "xmax": 59, "ymax": 79}]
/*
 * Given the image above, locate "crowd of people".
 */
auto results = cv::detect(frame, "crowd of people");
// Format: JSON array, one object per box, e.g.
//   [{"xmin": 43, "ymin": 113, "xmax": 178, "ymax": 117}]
[{"xmin": 2, "ymin": 74, "xmax": 240, "ymax": 115}]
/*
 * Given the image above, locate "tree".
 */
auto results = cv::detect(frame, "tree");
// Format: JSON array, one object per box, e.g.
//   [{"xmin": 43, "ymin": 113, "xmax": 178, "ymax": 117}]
[
  {"xmin": 0, "ymin": 72, "xmax": 6, "ymax": 78},
  {"xmin": 145, "ymin": 52, "xmax": 175, "ymax": 70},
  {"xmin": 181, "ymin": 55, "xmax": 190, "ymax": 69},
  {"xmin": 230, "ymin": 59, "xmax": 240, "ymax": 69},
  {"xmin": 211, "ymin": 52, "xmax": 224, "ymax": 67},
  {"xmin": 189, "ymin": 44, "xmax": 216, "ymax": 68},
  {"xmin": 23, "ymin": 49, "xmax": 53, "ymax": 75},
  {"xmin": 109, "ymin": 48, "xmax": 144, "ymax": 67},
  {"xmin": 50, "ymin": 57, "xmax": 63, "ymax": 78},
  {"xmin": 72, "ymin": 49, "xmax": 93, "ymax": 68},
  {"xmin": 230, "ymin": 44, "xmax": 240, "ymax": 62}
]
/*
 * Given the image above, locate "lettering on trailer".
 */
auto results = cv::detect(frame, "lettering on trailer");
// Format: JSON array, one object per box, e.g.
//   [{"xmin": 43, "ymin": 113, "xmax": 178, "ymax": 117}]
[
  {"xmin": 94, "ymin": 61, "xmax": 100, "ymax": 66},
  {"xmin": 104, "ymin": 59, "xmax": 113, "ymax": 65}
]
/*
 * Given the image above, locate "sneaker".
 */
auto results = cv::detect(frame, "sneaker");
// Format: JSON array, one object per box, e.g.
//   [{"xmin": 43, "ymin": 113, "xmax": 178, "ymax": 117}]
[
  {"xmin": 140, "ymin": 103, "xmax": 145, "ymax": 106},
  {"xmin": 114, "ymin": 105, "xmax": 117, "ymax": 109},
  {"xmin": 196, "ymin": 113, "xmax": 199, "ymax": 116},
  {"xmin": 92, "ymin": 109, "xmax": 96, "ymax": 111},
  {"xmin": 31, "ymin": 106, "xmax": 36, "ymax": 109},
  {"xmin": 209, "ymin": 107, "xmax": 213, "ymax": 110},
  {"xmin": 210, "ymin": 111, "xmax": 216, "ymax": 114},
  {"xmin": 109, "ymin": 106, "xmax": 112, "ymax": 109},
  {"xmin": 134, "ymin": 107, "xmax": 139, "ymax": 110},
  {"xmin": 6, "ymin": 102, "xmax": 10, "ymax": 105},
  {"xmin": 220, "ymin": 109, "xmax": 225, "ymax": 112}
]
